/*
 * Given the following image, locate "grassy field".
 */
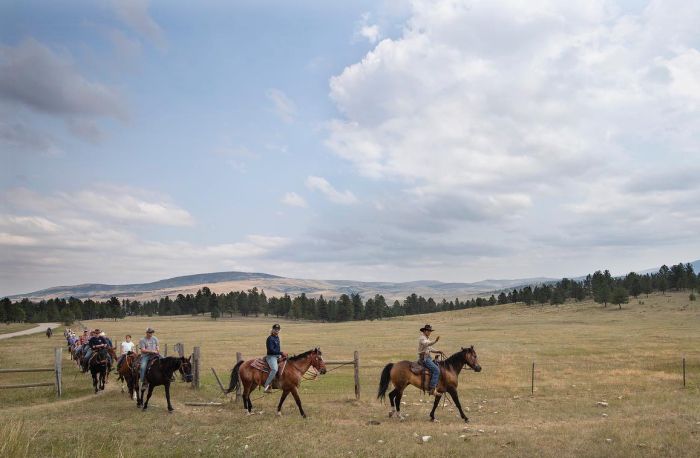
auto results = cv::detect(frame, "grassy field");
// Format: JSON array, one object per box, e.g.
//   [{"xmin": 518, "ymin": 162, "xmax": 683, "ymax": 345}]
[
  {"xmin": 0, "ymin": 323, "xmax": 37, "ymax": 335},
  {"xmin": 1, "ymin": 292, "xmax": 699, "ymax": 457}
]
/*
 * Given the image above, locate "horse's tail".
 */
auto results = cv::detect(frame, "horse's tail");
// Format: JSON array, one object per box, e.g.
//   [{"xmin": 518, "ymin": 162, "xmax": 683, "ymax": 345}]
[
  {"xmin": 377, "ymin": 363, "xmax": 394, "ymax": 401},
  {"xmin": 226, "ymin": 360, "xmax": 244, "ymax": 394}
]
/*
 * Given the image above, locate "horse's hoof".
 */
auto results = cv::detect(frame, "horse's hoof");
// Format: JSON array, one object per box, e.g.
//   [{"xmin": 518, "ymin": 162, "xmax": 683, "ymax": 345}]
[
  {"xmin": 168, "ymin": 408, "xmax": 174, "ymax": 413},
  {"xmin": 276, "ymin": 411, "xmax": 282, "ymax": 417},
  {"xmin": 302, "ymin": 415, "xmax": 307, "ymax": 419},
  {"xmin": 430, "ymin": 418, "xmax": 439, "ymax": 423},
  {"xmin": 463, "ymin": 417, "xmax": 469, "ymax": 423}
]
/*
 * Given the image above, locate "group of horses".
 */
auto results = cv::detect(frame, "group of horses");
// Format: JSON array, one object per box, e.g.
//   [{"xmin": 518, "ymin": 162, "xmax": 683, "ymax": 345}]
[
  {"xmin": 64, "ymin": 333, "xmax": 193, "ymax": 411},
  {"xmin": 60, "ymin": 330, "xmax": 481, "ymax": 422}
]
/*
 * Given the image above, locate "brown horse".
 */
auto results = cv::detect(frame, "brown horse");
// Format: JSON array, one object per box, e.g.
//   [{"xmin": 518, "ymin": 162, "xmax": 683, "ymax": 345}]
[
  {"xmin": 117, "ymin": 352, "xmax": 139, "ymax": 399},
  {"xmin": 377, "ymin": 346, "xmax": 481, "ymax": 423},
  {"xmin": 226, "ymin": 348, "xmax": 327, "ymax": 418}
]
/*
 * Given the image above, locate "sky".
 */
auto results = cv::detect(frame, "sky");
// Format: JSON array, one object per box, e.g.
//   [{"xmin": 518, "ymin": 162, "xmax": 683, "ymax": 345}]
[{"xmin": 1, "ymin": 0, "xmax": 699, "ymax": 295}]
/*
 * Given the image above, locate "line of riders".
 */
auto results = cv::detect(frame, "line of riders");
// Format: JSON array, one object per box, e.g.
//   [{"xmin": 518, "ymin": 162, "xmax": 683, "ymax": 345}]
[{"xmin": 63, "ymin": 323, "xmax": 481, "ymax": 421}]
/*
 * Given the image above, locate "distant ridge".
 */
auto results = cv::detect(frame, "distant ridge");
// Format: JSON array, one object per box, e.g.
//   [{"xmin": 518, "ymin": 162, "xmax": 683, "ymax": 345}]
[{"xmin": 7, "ymin": 260, "xmax": 697, "ymax": 302}]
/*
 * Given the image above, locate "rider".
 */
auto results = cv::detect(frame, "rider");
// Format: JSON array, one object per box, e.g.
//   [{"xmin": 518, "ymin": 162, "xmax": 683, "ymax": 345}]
[
  {"xmin": 418, "ymin": 324, "xmax": 444, "ymax": 396},
  {"xmin": 263, "ymin": 324, "xmax": 287, "ymax": 393},
  {"xmin": 138, "ymin": 327, "xmax": 160, "ymax": 389},
  {"xmin": 117, "ymin": 334, "xmax": 135, "ymax": 370},
  {"xmin": 83, "ymin": 329, "xmax": 108, "ymax": 372}
]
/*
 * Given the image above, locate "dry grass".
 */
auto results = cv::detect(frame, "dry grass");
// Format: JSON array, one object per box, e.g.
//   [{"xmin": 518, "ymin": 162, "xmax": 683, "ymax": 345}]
[
  {"xmin": 0, "ymin": 323, "xmax": 37, "ymax": 335},
  {"xmin": 0, "ymin": 292, "xmax": 699, "ymax": 457}
]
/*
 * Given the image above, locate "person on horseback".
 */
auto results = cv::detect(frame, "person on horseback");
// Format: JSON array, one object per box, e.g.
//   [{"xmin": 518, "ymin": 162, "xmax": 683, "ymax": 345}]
[
  {"xmin": 263, "ymin": 323, "xmax": 287, "ymax": 393},
  {"xmin": 138, "ymin": 327, "xmax": 160, "ymax": 389},
  {"xmin": 117, "ymin": 334, "xmax": 135, "ymax": 370},
  {"xmin": 418, "ymin": 324, "xmax": 444, "ymax": 396},
  {"xmin": 83, "ymin": 329, "xmax": 108, "ymax": 372}
]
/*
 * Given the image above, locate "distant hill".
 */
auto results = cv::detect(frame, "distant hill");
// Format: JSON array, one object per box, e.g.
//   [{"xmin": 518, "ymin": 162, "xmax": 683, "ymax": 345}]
[
  {"xmin": 8, "ymin": 259, "xmax": 697, "ymax": 302},
  {"xmin": 6, "ymin": 271, "xmax": 557, "ymax": 302}
]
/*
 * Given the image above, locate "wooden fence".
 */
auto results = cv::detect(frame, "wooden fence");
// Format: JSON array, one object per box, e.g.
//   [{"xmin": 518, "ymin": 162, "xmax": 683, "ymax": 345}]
[
  {"xmin": 0, "ymin": 347, "xmax": 63, "ymax": 397},
  {"xmin": 161, "ymin": 342, "xmax": 201, "ymax": 388}
]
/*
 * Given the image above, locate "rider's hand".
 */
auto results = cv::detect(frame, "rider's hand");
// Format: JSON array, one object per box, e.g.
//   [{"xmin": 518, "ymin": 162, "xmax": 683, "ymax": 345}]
[
  {"xmin": 434, "ymin": 336, "xmax": 440, "ymax": 342},
  {"xmin": 282, "ymin": 352, "xmax": 288, "ymax": 358}
]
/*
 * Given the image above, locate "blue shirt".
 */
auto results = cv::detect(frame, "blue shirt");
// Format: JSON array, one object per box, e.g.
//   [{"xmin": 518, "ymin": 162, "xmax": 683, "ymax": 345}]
[{"xmin": 266, "ymin": 334, "xmax": 281, "ymax": 356}]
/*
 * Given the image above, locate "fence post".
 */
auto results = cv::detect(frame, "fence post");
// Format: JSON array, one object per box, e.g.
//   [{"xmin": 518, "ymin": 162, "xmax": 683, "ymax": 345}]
[
  {"xmin": 354, "ymin": 350, "xmax": 360, "ymax": 400},
  {"xmin": 177, "ymin": 343, "xmax": 185, "ymax": 358},
  {"xmin": 211, "ymin": 367, "xmax": 228, "ymax": 395},
  {"xmin": 164, "ymin": 343, "xmax": 168, "ymax": 357},
  {"xmin": 193, "ymin": 346, "xmax": 201, "ymax": 389},
  {"xmin": 531, "ymin": 361, "xmax": 535, "ymax": 395},
  {"xmin": 235, "ymin": 352, "xmax": 242, "ymax": 403},
  {"xmin": 683, "ymin": 356, "xmax": 686, "ymax": 388},
  {"xmin": 54, "ymin": 347, "xmax": 62, "ymax": 398}
]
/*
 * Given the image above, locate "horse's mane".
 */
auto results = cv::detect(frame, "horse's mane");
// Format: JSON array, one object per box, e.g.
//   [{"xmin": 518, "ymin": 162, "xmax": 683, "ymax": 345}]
[
  {"xmin": 158, "ymin": 356, "xmax": 183, "ymax": 373},
  {"xmin": 289, "ymin": 349, "xmax": 317, "ymax": 361},
  {"xmin": 442, "ymin": 348, "xmax": 467, "ymax": 372}
]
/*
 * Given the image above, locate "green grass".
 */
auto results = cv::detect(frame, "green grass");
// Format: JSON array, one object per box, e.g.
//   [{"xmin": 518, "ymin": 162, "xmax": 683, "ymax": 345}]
[{"xmin": 1, "ymin": 292, "xmax": 699, "ymax": 457}]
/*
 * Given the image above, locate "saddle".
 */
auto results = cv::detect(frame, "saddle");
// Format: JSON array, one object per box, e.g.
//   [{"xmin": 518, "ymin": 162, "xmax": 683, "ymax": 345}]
[
  {"xmin": 134, "ymin": 355, "xmax": 159, "ymax": 377},
  {"xmin": 410, "ymin": 358, "xmax": 443, "ymax": 394},
  {"xmin": 251, "ymin": 357, "xmax": 287, "ymax": 378},
  {"xmin": 409, "ymin": 361, "xmax": 430, "ymax": 375}
]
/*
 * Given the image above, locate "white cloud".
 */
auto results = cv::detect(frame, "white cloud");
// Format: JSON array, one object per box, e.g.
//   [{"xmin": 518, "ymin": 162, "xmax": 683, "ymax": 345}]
[
  {"xmin": 112, "ymin": 0, "xmax": 166, "ymax": 49},
  {"xmin": 305, "ymin": 176, "xmax": 358, "ymax": 205},
  {"xmin": 355, "ymin": 13, "xmax": 382, "ymax": 44},
  {"xmin": 3, "ymin": 185, "xmax": 194, "ymax": 227},
  {"xmin": 325, "ymin": 0, "xmax": 700, "ymax": 252},
  {"xmin": 281, "ymin": 192, "xmax": 308, "ymax": 208},
  {"xmin": 265, "ymin": 88, "xmax": 297, "ymax": 123}
]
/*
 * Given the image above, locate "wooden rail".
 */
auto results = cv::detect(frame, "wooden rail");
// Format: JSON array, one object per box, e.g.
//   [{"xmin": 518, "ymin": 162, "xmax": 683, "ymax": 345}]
[{"xmin": 0, "ymin": 347, "xmax": 62, "ymax": 397}]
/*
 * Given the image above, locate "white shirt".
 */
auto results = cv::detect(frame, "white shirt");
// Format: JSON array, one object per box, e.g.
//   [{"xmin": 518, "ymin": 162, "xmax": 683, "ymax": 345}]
[
  {"xmin": 418, "ymin": 334, "xmax": 437, "ymax": 356},
  {"xmin": 121, "ymin": 341, "xmax": 135, "ymax": 355}
]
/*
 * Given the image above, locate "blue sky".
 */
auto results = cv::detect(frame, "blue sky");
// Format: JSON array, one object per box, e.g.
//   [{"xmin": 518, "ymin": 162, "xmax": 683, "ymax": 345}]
[{"xmin": 1, "ymin": 0, "xmax": 699, "ymax": 295}]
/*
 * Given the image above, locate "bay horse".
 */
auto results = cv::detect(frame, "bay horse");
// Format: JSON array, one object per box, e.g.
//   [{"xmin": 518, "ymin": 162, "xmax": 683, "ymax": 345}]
[
  {"xmin": 116, "ymin": 352, "xmax": 139, "ymax": 399},
  {"xmin": 226, "ymin": 348, "xmax": 326, "ymax": 418},
  {"xmin": 88, "ymin": 347, "xmax": 110, "ymax": 393},
  {"xmin": 377, "ymin": 346, "xmax": 481, "ymax": 422},
  {"xmin": 133, "ymin": 356, "xmax": 193, "ymax": 411},
  {"xmin": 46, "ymin": 327, "xmax": 52, "ymax": 338}
]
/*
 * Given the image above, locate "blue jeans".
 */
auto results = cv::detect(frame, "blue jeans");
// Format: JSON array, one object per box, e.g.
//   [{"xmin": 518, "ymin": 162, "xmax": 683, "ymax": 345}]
[
  {"xmin": 423, "ymin": 356, "xmax": 440, "ymax": 389},
  {"xmin": 83, "ymin": 347, "xmax": 92, "ymax": 364},
  {"xmin": 264, "ymin": 355, "xmax": 279, "ymax": 387},
  {"xmin": 140, "ymin": 354, "xmax": 155, "ymax": 383}
]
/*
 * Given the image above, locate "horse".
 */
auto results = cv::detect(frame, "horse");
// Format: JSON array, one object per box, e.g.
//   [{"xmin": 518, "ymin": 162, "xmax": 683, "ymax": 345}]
[
  {"xmin": 133, "ymin": 356, "xmax": 193, "ymax": 411},
  {"xmin": 226, "ymin": 348, "xmax": 326, "ymax": 418},
  {"xmin": 117, "ymin": 352, "xmax": 139, "ymax": 399},
  {"xmin": 88, "ymin": 347, "xmax": 110, "ymax": 393},
  {"xmin": 46, "ymin": 327, "xmax": 52, "ymax": 338},
  {"xmin": 377, "ymin": 346, "xmax": 481, "ymax": 423}
]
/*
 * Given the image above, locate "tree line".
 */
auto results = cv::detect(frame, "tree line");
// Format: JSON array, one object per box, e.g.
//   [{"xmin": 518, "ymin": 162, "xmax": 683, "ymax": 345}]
[{"xmin": 1, "ymin": 262, "xmax": 697, "ymax": 324}]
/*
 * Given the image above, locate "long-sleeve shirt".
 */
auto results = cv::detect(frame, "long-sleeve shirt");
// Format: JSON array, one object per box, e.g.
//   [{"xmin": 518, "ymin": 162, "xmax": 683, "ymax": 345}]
[
  {"xmin": 266, "ymin": 334, "xmax": 282, "ymax": 356},
  {"xmin": 418, "ymin": 334, "xmax": 437, "ymax": 357}
]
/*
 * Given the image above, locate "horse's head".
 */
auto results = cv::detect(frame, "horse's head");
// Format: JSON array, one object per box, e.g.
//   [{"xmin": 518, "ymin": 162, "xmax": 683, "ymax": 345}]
[
  {"xmin": 461, "ymin": 346, "xmax": 481, "ymax": 372},
  {"xmin": 179, "ymin": 356, "xmax": 193, "ymax": 383},
  {"xmin": 311, "ymin": 348, "xmax": 327, "ymax": 375}
]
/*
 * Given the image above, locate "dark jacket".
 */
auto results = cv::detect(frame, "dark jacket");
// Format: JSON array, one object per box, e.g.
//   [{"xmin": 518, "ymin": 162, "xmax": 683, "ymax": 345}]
[
  {"xmin": 88, "ymin": 336, "xmax": 107, "ymax": 349},
  {"xmin": 266, "ymin": 334, "xmax": 281, "ymax": 356}
]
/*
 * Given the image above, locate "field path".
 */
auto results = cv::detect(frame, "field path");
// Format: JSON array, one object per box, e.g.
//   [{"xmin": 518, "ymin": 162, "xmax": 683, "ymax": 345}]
[{"xmin": 0, "ymin": 323, "xmax": 59, "ymax": 340}]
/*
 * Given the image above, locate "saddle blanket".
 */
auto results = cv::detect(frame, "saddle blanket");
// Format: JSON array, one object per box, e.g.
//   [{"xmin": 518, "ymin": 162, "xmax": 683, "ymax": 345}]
[{"xmin": 251, "ymin": 357, "xmax": 287, "ymax": 377}]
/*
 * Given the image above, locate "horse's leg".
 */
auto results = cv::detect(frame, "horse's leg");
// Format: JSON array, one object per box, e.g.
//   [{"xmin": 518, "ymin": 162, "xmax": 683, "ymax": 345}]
[
  {"xmin": 394, "ymin": 387, "xmax": 406, "ymax": 419},
  {"xmin": 388, "ymin": 388, "xmax": 397, "ymax": 414},
  {"xmin": 137, "ymin": 379, "xmax": 145, "ymax": 407},
  {"xmin": 447, "ymin": 386, "xmax": 469, "ymax": 423},
  {"xmin": 430, "ymin": 393, "xmax": 442, "ymax": 422},
  {"xmin": 276, "ymin": 390, "xmax": 289, "ymax": 416},
  {"xmin": 92, "ymin": 370, "xmax": 98, "ymax": 393},
  {"xmin": 143, "ymin": 384, "xmax": 155, "ymax": 410},
  {"xmin": 165, "ymin": 382, "xmax": 174, "ymax": 412},
  {"xmin": 290, "ymin": 386, "xmax": 306, "ymax": 418},
  {"xmin": 242, "ymin": 384, "xmax": 252, "ymax": 413}
]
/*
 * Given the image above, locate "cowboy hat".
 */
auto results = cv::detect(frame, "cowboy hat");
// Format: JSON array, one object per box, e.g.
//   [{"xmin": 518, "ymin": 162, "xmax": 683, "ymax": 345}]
[
  {"xmin": 420, "ymin": 324, "xmax": 434, "ymax": 332},
  {"xmin": 145, "ymin": 327, "xmax": 155, "ymax": 333}
]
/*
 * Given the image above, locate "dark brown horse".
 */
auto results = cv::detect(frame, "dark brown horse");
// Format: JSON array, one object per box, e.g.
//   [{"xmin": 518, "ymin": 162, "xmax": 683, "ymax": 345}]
[
  {"xmin": 89, "ymin": 348, "xmax": 110, "ymax": 393},
  {"xmin": 226, "ymin": 348, "xmax": 326, "ymax": 418},
  {"xmin": 377, "ymin": 346, "xmax": 481, "ymax": 422}
]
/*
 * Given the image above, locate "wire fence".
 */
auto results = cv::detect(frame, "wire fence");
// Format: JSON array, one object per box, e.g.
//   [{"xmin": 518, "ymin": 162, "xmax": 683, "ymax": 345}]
[{"xmin": 185, "ymin": 353, "xmax": 698, "ymax": 406}]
